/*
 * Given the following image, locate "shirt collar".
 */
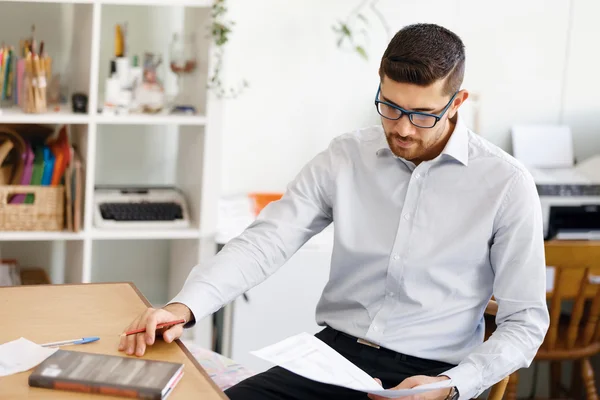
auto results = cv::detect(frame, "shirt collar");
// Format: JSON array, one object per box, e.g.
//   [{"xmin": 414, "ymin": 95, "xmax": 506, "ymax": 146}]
[
  {"xmin": 441, "ymin": 113, "xmax": 469, "ymax": 166},
  {"xmin": 375, "ymin": 113, "xmax": 470, "ymax": 167}
]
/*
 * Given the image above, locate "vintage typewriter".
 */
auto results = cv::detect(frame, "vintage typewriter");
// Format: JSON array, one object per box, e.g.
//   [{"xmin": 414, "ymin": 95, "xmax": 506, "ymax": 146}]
[{"xmin": 94, "ymin": 186, "xmax": 191, "ymax": 229}]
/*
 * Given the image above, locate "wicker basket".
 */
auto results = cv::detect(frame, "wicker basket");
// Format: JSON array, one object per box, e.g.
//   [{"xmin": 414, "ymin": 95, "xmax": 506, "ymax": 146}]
[{"xmin": 0, "ymin": 185, "xmax": 64, "ymax": 231}]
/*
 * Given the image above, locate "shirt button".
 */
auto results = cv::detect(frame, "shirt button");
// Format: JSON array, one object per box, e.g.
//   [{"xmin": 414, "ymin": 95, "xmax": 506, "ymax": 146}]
[
  {"xmin": 373, "ymin": 326, "xmax": 379, "ymax": 332},
  {"xmin": 393, "ymin": 254, "xmax": 400, "ymax": 260},
  {"xmin": 404, "ymin": 213, "xmax": 411, "ymax": 220},
  {"xmin": 388, "ymin": 292, "xmax": 395, "ymax": 297},
  {"xmin": 415, "ymin": 173, "xmax": 421, "ymax": 179}
]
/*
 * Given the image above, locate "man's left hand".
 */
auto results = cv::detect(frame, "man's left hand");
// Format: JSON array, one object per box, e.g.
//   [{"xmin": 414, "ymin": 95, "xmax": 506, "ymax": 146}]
[{"xmin": 367, "ymin": 375, "xmax": 451, "ymax": 400}]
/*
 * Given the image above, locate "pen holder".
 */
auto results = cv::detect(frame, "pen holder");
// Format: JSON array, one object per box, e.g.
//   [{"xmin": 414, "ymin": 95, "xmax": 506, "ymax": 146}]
[
  {"xmin": 22, "ymin": 74, "xmax": 47, "ymax": 114},
  {"xmin": 21, "ymin": 55, "xmax": 47, "ymax": 114}
]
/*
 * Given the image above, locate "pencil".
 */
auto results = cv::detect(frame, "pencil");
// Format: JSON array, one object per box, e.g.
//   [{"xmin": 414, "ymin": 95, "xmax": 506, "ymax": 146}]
[{"xmin": 120, "ymin": 319, "xmax": 186, "ymax": 337}]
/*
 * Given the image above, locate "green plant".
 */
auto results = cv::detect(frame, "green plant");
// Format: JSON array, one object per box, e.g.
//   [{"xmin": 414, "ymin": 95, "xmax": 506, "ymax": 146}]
[
  {"xmin": 332, "ymin": 0, "xmax": 390, "ymax": 61},
  {"xmin": 208, "ymin": 0, "xmax": 248, "ymax": 99}
]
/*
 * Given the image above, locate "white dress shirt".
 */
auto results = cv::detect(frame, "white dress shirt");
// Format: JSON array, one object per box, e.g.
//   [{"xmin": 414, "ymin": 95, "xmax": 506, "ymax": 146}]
[{"xmin": 170, "ymin": 114, "xmax": 550, "ymax": 398}]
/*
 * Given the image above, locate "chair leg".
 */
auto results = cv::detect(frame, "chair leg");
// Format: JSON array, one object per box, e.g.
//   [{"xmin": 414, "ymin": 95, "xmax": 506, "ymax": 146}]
[
  {"xmin": 582, "ymin": 358, "xmax": 598, "ymax": 400},
  {"xmin": 505, "ymin": 372, "xmax": 519, "ymax": 400},
  {"xmin": 550, "ymin": 361, "xmax": 562, "ymax": 398},
  {"xmin": 488, "ymin": 377, "xmax": 510, "ymax": 400},
  {"xmin": 571, "ymin": 360, "xmax": 583, "ymax": 400}
]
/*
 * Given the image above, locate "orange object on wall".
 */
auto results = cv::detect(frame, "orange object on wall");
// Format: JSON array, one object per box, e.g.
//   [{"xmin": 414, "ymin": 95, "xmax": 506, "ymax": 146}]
[{"xmin": 248, "ymin": 192, "xmax": 283, "ymax": 216}]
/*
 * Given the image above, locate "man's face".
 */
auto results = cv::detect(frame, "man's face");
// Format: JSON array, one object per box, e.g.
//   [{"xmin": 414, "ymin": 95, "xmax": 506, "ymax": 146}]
[{"xmin": 378, "ymin": 75, "xmax": 460, "ymax": 164}]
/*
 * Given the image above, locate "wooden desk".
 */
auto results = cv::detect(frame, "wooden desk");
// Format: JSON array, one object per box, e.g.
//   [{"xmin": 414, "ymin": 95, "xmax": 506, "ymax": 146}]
[{"xmin": 0, "ymin": 283, "xmax": 227, "ymax": 400}]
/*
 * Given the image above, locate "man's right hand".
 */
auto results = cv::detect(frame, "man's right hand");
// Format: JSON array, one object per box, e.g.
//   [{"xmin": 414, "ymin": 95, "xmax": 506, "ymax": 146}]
[{"xmin": 118, "ymin": 303, "xmax": 193, "ymax": 357}]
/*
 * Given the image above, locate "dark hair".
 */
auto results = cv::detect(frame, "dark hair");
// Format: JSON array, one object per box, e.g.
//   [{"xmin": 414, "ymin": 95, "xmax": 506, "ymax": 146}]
[{"xmin": 379, "ymin": 23, "xmax": 465, "ymax": 96}]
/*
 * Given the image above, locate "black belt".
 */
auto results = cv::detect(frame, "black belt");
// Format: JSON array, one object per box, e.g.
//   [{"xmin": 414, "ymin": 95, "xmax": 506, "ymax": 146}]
[
  {"xmin": 329, "ymin": 327, "xmax": 410, "ymax": 360},
  {"xmin": 328, "ymin": 327, "xmax": 442, "ymax": 365},
  {"xmin": 323, "ymin": 327, "xmax": 456, "ymax": 370}
]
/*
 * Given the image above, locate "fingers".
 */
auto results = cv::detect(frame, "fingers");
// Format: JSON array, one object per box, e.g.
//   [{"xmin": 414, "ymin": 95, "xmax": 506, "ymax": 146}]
[
  {"xmin": 118, "ymin": 307, "xmax": 184, "ymax": 356},
  {"xmin": 118, "ymin": 329, "xmax": 127, "ymax": 351},
  {"xmin": 126, "ymin": 317, "xmax": 143, "ymax": 355},
  {"xmin": 367, "ymin": 378, "xmax": 383, "ymax": 400},
  {"xmin": 135, "ymin": 332, "xmax": 146, "ymax": 356},
  {"xmin": 124, "ymin": 315, "xmax": 142, "ymax": 355},
  {"xmin": 397, "ymin": 376, "xmax": 422, "ymax": 389},
  {"xmin": 118, "ymin": 308, "xmax": 154, "ymax": 356},
  {"xmin": 162, "ymin": 323, "xmax": 184, "ymax": 343},
  {"xmin": 145, "ymin": 312, "xmax": 159, "ymax": 346}
]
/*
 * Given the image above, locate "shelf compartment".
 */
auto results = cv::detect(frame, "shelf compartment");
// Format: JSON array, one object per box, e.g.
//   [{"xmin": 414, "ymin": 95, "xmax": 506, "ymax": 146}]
[
  {"xmin": 1, "ymin": 240, "xmax": 85, "ymax": 284},
  {"xmin": 94, "ymin": 124, "xmax": 205, "ymax": 231},
  {"xmin": 97, "ymin": 4, "xmax": 212, "ymax": 118},
  {"xmin": 92, "ymin": 240, "xmax": 171, "ymax": 305},
  {"xmin": 91, "ymin": 238, "xmax": 201, "ymax": 305},
  {"xmin": 0, "ymin": 123, "xmax": 90, "ymax": 235},
  {"xmin": 0, "ymin": 2, "xmax": 94, "ymax": 118}
]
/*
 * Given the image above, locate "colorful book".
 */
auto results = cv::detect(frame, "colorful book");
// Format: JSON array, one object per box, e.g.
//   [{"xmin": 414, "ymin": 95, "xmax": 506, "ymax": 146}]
[
  {"xmin": 8, "ymin": 140, "xmax": 34, "ymax": 204},
  {"xmin": 41, "ymin": 145, "xmax": 55, "ymax": 186},
  {"xmin": 24, "ymin": 146, "xmax": 44, "ymax": 204},
  {"xmin": 49, "ymin": 125, "xmax": 71, "ymax": 186},
  {"xmin": 1, "ymin": 48, "xmax": 12, "ymax": 101}
]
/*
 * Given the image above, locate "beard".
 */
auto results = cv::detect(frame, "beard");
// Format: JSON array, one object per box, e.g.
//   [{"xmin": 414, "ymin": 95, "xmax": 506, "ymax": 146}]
[
  {"xmin": 383, "ymin": 121, "xmax": 446, "ymax": 162},
  {"xmin": 385, "ymin": 132, "xmax": 422, "ymax": 160}
]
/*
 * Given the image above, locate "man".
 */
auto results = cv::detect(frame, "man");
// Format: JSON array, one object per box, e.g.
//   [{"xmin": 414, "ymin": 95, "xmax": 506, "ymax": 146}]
[{"xmin": 119, "ymin": 23, "xmax": 549, "ymax": 400}]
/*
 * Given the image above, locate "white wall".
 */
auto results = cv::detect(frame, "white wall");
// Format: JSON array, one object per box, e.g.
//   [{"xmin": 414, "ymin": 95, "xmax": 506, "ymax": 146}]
[{"xmin": 219, "ymin": 0, "xmax": 600, "ymax": 194}]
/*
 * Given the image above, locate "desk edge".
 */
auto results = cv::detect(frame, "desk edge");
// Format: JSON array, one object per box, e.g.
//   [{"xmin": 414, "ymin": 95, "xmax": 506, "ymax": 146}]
[{"xmin": 127, "ymin": 282, "xmax": 229, "ymax": 399}]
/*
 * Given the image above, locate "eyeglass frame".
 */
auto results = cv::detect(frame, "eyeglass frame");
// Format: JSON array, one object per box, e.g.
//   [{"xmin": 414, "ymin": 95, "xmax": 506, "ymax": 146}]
[{"xmin": 374, "ymin": 84, "xmax": 459, "ymax": 129}]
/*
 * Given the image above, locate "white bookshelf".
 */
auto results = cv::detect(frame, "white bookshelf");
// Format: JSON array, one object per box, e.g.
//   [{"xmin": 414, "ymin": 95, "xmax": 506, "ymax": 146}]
[{"xmin": 0, "ymin": 0, "xmax": 222, "ymax": 349}]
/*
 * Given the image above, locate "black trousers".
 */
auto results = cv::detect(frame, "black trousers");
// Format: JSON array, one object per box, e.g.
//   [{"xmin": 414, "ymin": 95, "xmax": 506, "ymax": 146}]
[{"xmin": 224, "ymin": 327, "xmax": 455, "ymax": 400}]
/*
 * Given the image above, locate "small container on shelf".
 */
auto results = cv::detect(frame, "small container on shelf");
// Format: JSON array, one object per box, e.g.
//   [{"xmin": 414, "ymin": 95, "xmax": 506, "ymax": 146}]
[
  {"xmin": 0, "ymin": 26, "xmax": 53, "ymax": 114},
  {"xmin": 21, "ymin": 52, "xmax": 49, "ymax": 114},
  {"xmin": 0, "ymin": 185, "xmax": 64, "ymax": 231},
  {"xmin": 19, "ymin": 267, "xmax": 51, "ymax": 285}
]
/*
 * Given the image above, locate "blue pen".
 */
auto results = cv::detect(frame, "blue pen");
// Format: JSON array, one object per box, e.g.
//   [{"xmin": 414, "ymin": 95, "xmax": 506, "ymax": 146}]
[{"xmin": 40, "ymin": 337, "xmax": 100, "ymax": 348}]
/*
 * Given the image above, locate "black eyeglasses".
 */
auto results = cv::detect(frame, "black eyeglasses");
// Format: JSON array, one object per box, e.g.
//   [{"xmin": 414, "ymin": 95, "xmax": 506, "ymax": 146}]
[{"xmin": 374, "ymin": 85, "xmax": 458, "ymax": 129}]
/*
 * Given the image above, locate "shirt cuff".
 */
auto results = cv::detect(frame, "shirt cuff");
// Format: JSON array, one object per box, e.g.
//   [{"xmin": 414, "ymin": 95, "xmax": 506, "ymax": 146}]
[
  {"xmin": 167, "ymin": 282, "xmax": 225, "ymax": 329},
  {"xmin": 441, "ymin": 363, "xmax": 482, "ymax": 400}
]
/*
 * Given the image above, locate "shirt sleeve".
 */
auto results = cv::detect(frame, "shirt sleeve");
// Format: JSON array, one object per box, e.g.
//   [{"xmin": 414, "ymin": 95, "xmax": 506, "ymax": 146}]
[
  {"xmin": 167, "ymin": 140, "xmax": 337, "ymax": 325},
  {"xmin": 442, "ymin": 170, "xmax": 550, "ymax": 399}
]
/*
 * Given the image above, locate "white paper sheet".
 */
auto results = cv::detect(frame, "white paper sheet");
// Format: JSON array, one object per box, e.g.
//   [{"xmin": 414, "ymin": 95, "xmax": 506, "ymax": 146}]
[
  {"xmin": 0, "ymin": 337, "xmax": 58, "ymax": 377},
  {"xmin": 251, "ymin": 332, "xmax": 453, "ymax": 398}
]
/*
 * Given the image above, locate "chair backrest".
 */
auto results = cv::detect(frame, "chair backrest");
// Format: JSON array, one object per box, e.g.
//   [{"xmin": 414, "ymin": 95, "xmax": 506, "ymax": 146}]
[{"xmin": 545, "ymin": 241, "xmax": 600, "ymax": 351}]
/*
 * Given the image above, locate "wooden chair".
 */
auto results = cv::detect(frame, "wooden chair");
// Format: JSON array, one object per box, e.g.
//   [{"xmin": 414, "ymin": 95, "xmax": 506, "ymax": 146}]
[
  {"xmin": 485, "ymin": 299, "xmax": 511, "ymax": 400},
  {"xmin": 503, "ymin": 241, "xmax": 600, "ymax": 400}
]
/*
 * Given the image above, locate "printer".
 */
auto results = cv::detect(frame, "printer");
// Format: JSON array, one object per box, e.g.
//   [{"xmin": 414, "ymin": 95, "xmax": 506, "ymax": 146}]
[{"xmin": 512, "ymin": 125, "xmax": 600, "ymax": 240}]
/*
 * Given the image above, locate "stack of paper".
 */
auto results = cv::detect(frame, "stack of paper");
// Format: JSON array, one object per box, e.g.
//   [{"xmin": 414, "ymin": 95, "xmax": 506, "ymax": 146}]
[{"xmin": 251, "ymin": 332, "xmax": 453, "ymax": 398}]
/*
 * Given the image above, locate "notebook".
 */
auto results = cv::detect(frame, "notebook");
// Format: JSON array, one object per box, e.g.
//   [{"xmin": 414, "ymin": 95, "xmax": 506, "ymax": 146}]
[
  {"xmin": 24, "ymin": 145, "xmax": 44, "ymax": 204},
  {"xmin": 29, "ymin": 350, "xmax": 184, "ymax": 399},
  {"xmin": 8, "ymin": 140, "xmax": 34, "ymax": 204},
  {"xmin": 48, "ymin": 125, "xmax": 70, "ymax": 186},
  {"xmin": 41, "ymin": 145, "xmax": 55, "ymax": 186}
]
